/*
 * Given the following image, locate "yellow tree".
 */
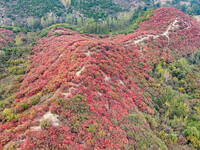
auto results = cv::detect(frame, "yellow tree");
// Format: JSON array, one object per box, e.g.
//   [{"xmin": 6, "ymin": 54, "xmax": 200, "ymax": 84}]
[{"xmin": 60, "ymin": 0, "xmax": 71, "ymax": 7}]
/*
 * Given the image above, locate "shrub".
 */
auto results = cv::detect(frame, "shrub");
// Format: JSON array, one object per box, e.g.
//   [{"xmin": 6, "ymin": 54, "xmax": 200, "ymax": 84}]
[
  {"xmin": 127, "ymin": 131, "xmax": 135, "ymax": 139},
  {"xmin": 71, "ymin": 119, "xmax": 80, "ymax": 133},
  {"xmin": 154, "ymin": 86, "xmax": 174, "ymax": 110},
  {"xmin": 8, "ymin": 66, "xmax": 25, "ymax": 75},
  {"xmin": 2, "ymin": 46, "xmax": 29, "ymax": 56},
  {"xmin": 187, "ymin": 135, "xmax": 200, "ymax": 149},
  {"xmin": 177, "ymin": 135, "xmax": 187, "ymax": 144},
  {"xmin": 0, "ymin": 25, "xmax": 22, "ymax": 33},
  {"xmin": 154, "ymin": 86, "xmax": 189, "ymax": 129},
  {"xmin": 2, "ymin": 108, "xmax": 20, "ymax": 122},
  {"xmin": 2, "ymin": 108, "xmax": 12, "ymax": 117},
  {"xmin": 169, "ymin": 58, "xmax": 191, "ymax": 80},
  {"xmin": 154, "ymin": 59, "xmax": 166, "ymax": 79},
  {"xmin": 21, "ymin": 103, "xmax": 28, "ymax": 109},
  {"xmin": 86, "ymin": 123, "xmax": 97, "ymax": 133},
  {"xmin": 168, "ymin": 134, "xmax": 178, "ymax": 144},
  {"xmin": 159, "ymin": 130, "xmax": 178, "ymax": 144},
  {"xmin": 30, "ymin": 96, "xmax": 40, "ymax": 105},
  {"xmin": 139, "ymin": 62, "xmax": 144, "ymax": 67},
  {"xmin": 182, "ymin": 127, "xmax": 200, "ymax": 138},
  {"xmin": 189, "ymin": 50, "xmax": 200, "ymax": 64},
  {"xmin": 40, "ymin": 23, "xmax": 76, "ymax": 37},
  {"xmin": 128, "ymin": 114, "xmax": 138, "ymax": 123},
  {"xmin": 53, "ymin": 32, "xmax": 59, "ymax": 36},
  {"xmin": 7, "ymin": 58, "xmax": 26, "ymax": 66},
  {"xmin": 40, "ymin": 119, "xmax": 51, "ymax": 129},
  {"xmin": 70, "ymin": 94, "xmax": 87, "ymax": 114},
  {"xmin": 0, "ymin": 101, "xmax": 5, "ymax": 107},
  {"xmin": 168, "ymin": 96, "xmax": 189, "ymax": 119}
]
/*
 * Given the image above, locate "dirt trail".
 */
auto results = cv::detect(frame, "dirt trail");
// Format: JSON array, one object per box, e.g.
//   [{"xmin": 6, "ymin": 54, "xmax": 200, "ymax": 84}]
[{"xmin": 134, "ymin": 19, "xmax": 180, "ymax": 44}]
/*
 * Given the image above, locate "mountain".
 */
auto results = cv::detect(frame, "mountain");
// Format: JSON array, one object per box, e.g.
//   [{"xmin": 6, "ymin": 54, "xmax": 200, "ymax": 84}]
[
  {"xmin": 0, "ymin": 0, "xmax": 199, "ymax": 29},
  {"xmin": 0, "ymin": 0, "xmax": 145, "ymax": 26},
  {"xmin": 0, "ymin": 7, "xmax": 200, "ymax": 149}
]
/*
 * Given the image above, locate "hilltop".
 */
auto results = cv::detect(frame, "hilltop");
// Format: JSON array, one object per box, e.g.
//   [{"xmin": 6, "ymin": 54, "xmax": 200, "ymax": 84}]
[{"xmin": 0, "ymin": 7, "xmax": 200, "ymax": 149}]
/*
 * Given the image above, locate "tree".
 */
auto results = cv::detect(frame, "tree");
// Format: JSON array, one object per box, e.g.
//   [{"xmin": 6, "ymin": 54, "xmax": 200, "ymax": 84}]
[
  {"xmin": 41, "ymin": 13, "xmax": 58, "ymax": 28},
  {"xmin": 60, "ymin": 0, "xmax": 71, "ymax": 7},
  {"xmin": 77, "ymin": 17, "xmax": 83, "ymax": 26},
  {"xmin": 15, "ymin": 35, "xmax": 23, "ymax": 46},
  {"xmin": 181, "ymin": 4, "xmax": 187, "ymax": 13},
  {"xmin": 169, "ymin": 58, "xmax": 191, "ymax": 80},
  {"xmin": 27, "ymin": 17, "xmax": 39, "ymax": 29},
  {"xmin": 65, "ymin": 13, "xmax": 75, "ymax": 25}
]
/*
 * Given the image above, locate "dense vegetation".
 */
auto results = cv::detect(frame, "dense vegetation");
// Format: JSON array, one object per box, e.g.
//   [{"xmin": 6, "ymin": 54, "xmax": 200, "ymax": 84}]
[
  {"xmin": 40, "ymin": 8, "xmax": 154, "ymax": 35},
  {"xmin": 1, "ymin": 0, "xmax": 199, "ymax": 36},
  {"xmin": 70, "ymin": 0, "xmax": 122, "ymax": 20},
  {"xmin": 0, "ymin": 7, "xmax": 200, "ymax": 149},
  {"xmin": 160, "ymin": 0, "xmax": 200, "ymax": 16},
  {"xmin": 151, "ymin": 51, "xmax": 200, "ymax": 148},
  {"xmin": 0, "ymin": 0, "xmax": 66, "ymax": 18}
]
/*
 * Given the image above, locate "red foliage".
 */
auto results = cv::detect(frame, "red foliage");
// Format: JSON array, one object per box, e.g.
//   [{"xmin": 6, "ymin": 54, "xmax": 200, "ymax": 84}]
[
  {"xmin": 1, "ymin": 7, "xmax": 200, "ymax": 149},
  {"xmin": 0, "ymin": 28, "xmax": 15, "ymax": 48}
]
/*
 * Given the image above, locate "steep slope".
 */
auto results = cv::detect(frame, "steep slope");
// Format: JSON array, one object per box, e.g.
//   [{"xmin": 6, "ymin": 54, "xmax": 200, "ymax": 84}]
[{"xmin": 0, "ymin": 8, "xmax": 200, "ymax": 149}]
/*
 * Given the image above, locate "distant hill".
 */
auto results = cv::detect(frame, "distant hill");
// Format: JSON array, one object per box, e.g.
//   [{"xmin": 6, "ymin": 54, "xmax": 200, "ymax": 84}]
[
  {"xmin": 0, "ymin": 0, "xmax": 199, "ymax": 29},
  {"xmin": 0, "ymin": 0, "xmax": 145, "ymax": 27}
]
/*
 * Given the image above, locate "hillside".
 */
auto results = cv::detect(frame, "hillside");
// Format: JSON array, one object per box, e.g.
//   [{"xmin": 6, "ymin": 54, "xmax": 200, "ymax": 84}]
[
  {"xmin": 0, "ymin": 28, "xmax": 16, "ymax": 70},
  {"xmin": 0, "ymin": 7, "xmax": 200, "ymax": 149},
  {"xmin": 0, "ymin": 0, "xmax": 199, "ymax": 30},
  {"xmin": 0, "ymin": 28, "xmax": 15, "ymax": 49},
  {"xmin": 0, "ymin": 0, "xmax": 145, "ymax": 27}
]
